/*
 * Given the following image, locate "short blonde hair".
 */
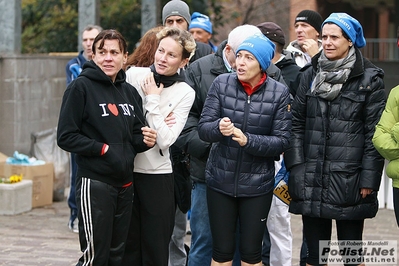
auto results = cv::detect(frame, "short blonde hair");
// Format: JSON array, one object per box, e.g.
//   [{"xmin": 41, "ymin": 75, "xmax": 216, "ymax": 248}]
[{"xmin": 157, "ymin": 27, "xmax": 196, "ymax": 60}]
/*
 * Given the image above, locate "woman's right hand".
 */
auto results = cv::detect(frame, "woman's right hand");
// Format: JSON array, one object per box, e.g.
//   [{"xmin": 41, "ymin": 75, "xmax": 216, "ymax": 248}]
[
  {"xmin": 219, "ymin": 117, "xmax": 234, "ymax": 136},
  {"xmin": 142, "ymin": 126, "xmax": 157, "ymax": 147},
  {"xmin": 141, "ymin": 72, "xmax": 164, "ymax": 96}
]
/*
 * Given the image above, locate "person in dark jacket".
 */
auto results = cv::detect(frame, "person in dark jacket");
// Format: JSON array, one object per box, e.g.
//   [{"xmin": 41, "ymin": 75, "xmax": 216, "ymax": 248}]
[
  {"xmin": 180, "ymin": 24, "xmax": 287, "ymax": 266},
  {"xmin": 257, "ymin": 21, "xmax": 301, "ymax": 266},
  {"xmin": 198, "ymin": 33, "xmax": 291, "ymax": 266},
  {"xmin": 64, "ymin": 24, "xmax": 102, "ymax": 234},
  {"xmin": 284, "ymin": 13, "xmax": 386, "ymax": 266},
  {"xmin": 57, "ymin": 29, "xmax": 157, "ymax": 266}
]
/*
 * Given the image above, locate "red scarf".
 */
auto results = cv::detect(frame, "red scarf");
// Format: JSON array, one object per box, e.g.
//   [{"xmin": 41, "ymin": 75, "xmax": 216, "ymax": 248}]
[{"xmin": 239, "ymin": 73, "xmax": 267, "ymax": 96}]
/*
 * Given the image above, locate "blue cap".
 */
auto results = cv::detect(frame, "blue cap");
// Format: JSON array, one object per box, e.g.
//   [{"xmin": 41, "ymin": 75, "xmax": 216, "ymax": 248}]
[
  {"xmin": 322, "ymin": 13, "xmax": 366, "ymax": 48},
  {"xmin": 188, "ymin": 12, "xmax": 212, "ymax": 34},
  {"xmin": 236, "ymin": 33, "xmax": 275, "ymax": 72}
]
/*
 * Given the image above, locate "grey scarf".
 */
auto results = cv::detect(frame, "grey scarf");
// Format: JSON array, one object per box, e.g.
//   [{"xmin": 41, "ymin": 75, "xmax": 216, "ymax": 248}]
[{"xmin": 311, "ymin": 48, "xmax": 356, "ymax": 100}]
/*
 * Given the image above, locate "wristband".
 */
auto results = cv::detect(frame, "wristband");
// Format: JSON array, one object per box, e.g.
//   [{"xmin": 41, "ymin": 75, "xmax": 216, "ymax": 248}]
[{"xmin": 101, "ymin": 144, "xmax": 109, "ymax": 155}]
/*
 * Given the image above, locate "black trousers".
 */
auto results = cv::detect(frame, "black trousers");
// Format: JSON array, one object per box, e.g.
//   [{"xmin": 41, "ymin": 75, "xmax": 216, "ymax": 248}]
[
  {"xmin": 76, "ymin": 177, "xmax": 133, "ymax": 266},
  {"xmin": 123, "ymin": 173, "xmax": 175, "ymax": 266},
  {"xmin": 302, "ymin": 215, "xmax": 364, "ymax": 266},
  {"xmin": 393, "ymin": 187, "xmax": 399, "ymax": 227}
]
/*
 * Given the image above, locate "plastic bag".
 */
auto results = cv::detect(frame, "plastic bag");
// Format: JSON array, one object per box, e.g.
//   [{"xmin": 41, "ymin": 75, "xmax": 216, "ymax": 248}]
[
  {"xmin": 30, "ymin": 127, "xmax": 70, "ymax": 202},
  {"xmin": 273, "ymin": 159, "xmax": 291, "ymax": 205}
]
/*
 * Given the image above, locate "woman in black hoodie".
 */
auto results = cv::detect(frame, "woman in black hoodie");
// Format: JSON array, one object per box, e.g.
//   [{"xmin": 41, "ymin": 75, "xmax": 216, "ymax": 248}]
[{"xmin": 57, "ymin": 29, "xmax": 157, "ymax": 266}]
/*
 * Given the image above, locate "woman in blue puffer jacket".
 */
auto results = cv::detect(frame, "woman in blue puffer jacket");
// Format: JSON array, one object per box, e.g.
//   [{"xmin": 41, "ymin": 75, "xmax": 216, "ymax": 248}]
[{"xmin": 198, "ymin": 33, "xmax": 291, "ymax": 266}]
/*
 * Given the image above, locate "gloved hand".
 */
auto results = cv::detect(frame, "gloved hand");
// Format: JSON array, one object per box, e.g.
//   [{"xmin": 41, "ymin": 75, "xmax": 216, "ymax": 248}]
[{"xmin": 70, "ymin": 64, "xmax": 82, "ymax": 79}]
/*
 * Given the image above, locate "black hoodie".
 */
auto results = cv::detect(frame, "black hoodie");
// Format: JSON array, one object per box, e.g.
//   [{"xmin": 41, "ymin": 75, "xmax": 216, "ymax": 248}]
[{"xmin": 57, "ymin": 60, "xmax": 150, "ymax": 187}]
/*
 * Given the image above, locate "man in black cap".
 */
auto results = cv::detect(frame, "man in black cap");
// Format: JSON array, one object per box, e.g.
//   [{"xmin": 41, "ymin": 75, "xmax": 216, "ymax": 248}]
[{"xmin": 286, "ymin": 9, "xmax": 323, "ymax": 67}]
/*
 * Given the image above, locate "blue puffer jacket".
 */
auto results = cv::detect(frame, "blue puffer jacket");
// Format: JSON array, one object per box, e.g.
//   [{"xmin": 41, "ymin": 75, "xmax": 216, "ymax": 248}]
[{"xmin": 198, "ymin": 72, "xmax": 291, "ymax": 197}]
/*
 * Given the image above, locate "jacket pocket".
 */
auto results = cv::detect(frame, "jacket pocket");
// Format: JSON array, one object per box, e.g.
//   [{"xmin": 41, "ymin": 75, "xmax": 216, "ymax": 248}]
[
  {"xmin": 338, "ymin": 91, "xmax": 366, "ymax": 121},
  {"xmin": 327, "ymin": 161, "xmax": 361, "ymax": 206},
  {"xmin": 89, "ymin": 144, "xmax": 127, "ymax": 178},
  {"xmin": 288, "ymin": 162, "xmax": 306, "ymax": 201}
]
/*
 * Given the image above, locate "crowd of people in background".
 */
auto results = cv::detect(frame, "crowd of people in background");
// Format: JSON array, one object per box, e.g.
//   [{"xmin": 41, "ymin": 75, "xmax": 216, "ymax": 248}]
[{"xmin": 57, "ymin": 1, "xmax": 399, "ymax": 266}]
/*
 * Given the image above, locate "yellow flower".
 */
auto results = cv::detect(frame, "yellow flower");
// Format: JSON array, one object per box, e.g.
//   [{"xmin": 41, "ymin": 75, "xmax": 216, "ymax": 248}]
[{"xmin": 1, "ymin": 174, "xmax": 23, "ymax": 183}]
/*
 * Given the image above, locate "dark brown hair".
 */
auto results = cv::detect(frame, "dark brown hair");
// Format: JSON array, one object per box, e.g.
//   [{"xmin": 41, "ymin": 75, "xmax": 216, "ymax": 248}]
[{"xmin": 92, "ymin": 29, "xmax": 128, "ymax": 55}]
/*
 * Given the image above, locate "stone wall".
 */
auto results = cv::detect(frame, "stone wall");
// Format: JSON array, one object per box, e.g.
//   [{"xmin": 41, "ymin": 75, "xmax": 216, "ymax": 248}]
[{"xmin": 0, "ymin": 55, "xmax": 72, "ymax": 156}]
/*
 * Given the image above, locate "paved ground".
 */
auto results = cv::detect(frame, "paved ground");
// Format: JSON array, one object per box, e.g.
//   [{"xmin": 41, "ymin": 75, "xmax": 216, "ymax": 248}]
[{"xmin": 0, "ymin": 199, "xmax": 398, "ymax": 265}]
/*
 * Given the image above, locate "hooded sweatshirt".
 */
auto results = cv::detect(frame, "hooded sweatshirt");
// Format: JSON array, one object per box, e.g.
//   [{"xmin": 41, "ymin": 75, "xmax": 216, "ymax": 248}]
[
  {"xmin": 286, "ymin": 39, "xmax": 322, "ymax": 68},
  {"xmin": 57, "ymin": 60, "xmax": 150, "ymax": 187}
]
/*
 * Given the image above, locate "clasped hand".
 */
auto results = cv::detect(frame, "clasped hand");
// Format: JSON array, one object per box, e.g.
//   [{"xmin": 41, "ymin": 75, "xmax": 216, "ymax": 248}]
[
  {"xmin": 219, "ymin": 117, "xmax": 247, "ymax": 146},
  {"xmin": 142, "ymin": 126, "xmax": 157, "ymax": 147},
  {"xmin": 141, "ymin": 72, "xmax": 164, "ymax": 95}
]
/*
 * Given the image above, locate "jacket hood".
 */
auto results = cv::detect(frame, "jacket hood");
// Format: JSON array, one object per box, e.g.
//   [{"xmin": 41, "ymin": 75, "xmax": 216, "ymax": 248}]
[
  {"xmin": 278, "ymin": 50, "xmax": 298, "ymax": 68},
  {"xmin": 80, "ymin": 60, "xmax": 127, "ymax": 84},
  {"xmin": 286, "ymin": 41, "xmax": 304, "ymax": 55},
  {"xmin": 208, "ymin": 40, "xmax": 229, "ymax": 76}
]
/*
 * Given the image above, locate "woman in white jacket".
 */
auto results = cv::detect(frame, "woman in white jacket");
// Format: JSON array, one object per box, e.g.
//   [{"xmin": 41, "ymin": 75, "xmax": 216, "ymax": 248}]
[{"xmin": 122, "ymin": 27, "xmax": 196, "ymax": 266}]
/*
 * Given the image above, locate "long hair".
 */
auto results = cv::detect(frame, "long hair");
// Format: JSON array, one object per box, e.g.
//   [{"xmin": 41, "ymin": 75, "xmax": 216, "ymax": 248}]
[{"xmin": 124, "ymin": 26, "xmax": 164, "ymax": 69}]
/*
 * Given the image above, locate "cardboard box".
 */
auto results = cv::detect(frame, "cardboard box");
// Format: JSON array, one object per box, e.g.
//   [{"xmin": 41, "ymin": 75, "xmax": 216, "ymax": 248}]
[
  {"xmin": 0, "ymin": 180, "xmax": 32, "ymax": 215},
  {"xmin": 0, "ymin": 163, "xmax": 54, "ymax": 208},
  {"xmin": 0, "ymin": 152, "xmax": 8, "ymax": 164}
]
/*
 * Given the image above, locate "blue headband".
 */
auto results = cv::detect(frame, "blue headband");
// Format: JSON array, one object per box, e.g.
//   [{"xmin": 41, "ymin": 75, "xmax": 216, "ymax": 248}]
[
  {"xmin": 322, "ymin": 13, "xmax": 366, "ymax": 48},
  {"xmin": 188, "ymin": 12, "xmax": 212, "ymax": 34}
]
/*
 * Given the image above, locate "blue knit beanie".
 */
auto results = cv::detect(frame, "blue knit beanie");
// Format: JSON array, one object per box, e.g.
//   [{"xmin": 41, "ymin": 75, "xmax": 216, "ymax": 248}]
[
  {"xmin": 189, "ymin": 12, "xmax": 212, "ymax": 34},
  {"xmin": 322, "ymin": 13, "xmax": 366, "ymax": 48},
  {"xmin": 236, "ymin": 34, "xmax": 275, "ymax": 72}
]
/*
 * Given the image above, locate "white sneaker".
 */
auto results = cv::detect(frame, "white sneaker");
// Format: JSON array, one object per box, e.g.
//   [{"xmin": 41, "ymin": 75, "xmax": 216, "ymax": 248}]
[{"xmin": 68, "ymin": 218, "xmax": 79, "ymax": 233}]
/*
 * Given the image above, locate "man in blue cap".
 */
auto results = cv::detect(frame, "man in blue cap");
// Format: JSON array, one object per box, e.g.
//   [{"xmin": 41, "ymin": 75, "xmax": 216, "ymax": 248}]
[{"xmin": 189, "ymin": 12, "xmax": 217, "ymax": 52}]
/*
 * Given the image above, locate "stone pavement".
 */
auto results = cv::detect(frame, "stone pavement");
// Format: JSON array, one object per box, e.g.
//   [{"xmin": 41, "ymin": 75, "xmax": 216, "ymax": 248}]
[{"xmin": 0, "ymin": 199, "xmax": 398, "ymax": 265}]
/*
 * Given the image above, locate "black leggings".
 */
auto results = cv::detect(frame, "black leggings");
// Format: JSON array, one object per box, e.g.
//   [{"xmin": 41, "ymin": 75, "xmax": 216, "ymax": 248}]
[
  {"xmin": 394, "ymin": 187, "xmax": 399, "ymax": 227},
  {"xmin": 207, "ymin": 187, "xmax": 273, "ymax": 264},
  {"xmin": 302, "ymin": 215, "xmax": 364, "ymax": 266}
]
